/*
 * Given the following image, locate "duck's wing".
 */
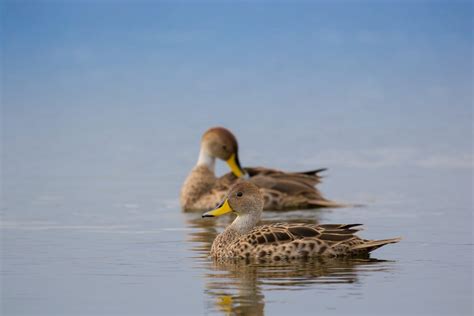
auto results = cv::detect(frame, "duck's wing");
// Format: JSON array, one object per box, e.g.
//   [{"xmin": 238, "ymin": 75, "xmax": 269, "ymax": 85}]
[
  {"xmin": 234, "ymin": 223, "xmax": 361, "ymax": 248},
  {"xmin": 231, "ymin": 223, "xmax": 399, "ymax": 258},
  {"xmin": 217, "ymin": 167, "xmax": 326, "ymax": 190},
  {"xmin": 245, "ymin": 167, "xmax": 326, "ymax": 186},
  {"xmin": 249, "ymin": 175, "xmax": 317, "ymax": 195}
]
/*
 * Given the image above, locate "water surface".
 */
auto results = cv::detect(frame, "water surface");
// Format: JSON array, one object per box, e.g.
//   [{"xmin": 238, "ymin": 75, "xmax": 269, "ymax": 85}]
[{"xmin": 2, "ymin": 158, "xmax": 472, "ymax": 315}]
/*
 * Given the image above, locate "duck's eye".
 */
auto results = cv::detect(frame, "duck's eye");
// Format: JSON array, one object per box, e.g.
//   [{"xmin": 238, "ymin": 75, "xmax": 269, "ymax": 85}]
[
  {"xmin": 222, "ymin": 145, "xmax": 227, "ymax": 150},
  {"xmin": 236, "ymin": 192, "xmax": 243, "ymax": 197}
]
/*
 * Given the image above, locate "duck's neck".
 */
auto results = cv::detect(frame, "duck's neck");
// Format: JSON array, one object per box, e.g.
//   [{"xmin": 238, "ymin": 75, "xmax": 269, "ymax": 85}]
[
  {"xmin": 227, "ymin": 213, "xmax": 261, "ymax": 235},
  {"xmin": 196, "ymin": 148, "xmax": 215, "ymax": 172}
]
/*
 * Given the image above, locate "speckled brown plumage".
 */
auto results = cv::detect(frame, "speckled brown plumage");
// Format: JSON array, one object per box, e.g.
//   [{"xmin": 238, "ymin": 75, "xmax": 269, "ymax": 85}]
[
  {"xmin": 204, "ymin": 182, "xmax": 400, "ymax": 261},
  {"xmin": 211, "ymin": 222, "xmax": 400, "ymax": 260},
  {"xmin": 180, "ymin": 165, "xmax": 226, "ymax": 211}
]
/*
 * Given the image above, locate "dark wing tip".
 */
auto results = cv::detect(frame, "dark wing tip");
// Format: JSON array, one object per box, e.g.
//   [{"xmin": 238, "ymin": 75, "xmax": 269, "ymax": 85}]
[{"xmin": 299, "ymin": 168, "xmax": 328, "ymax": 175}]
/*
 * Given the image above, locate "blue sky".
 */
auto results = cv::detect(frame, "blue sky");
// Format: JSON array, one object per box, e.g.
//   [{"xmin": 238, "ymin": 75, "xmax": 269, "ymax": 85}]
[{"xmin": 2, "ymin": 1, "xmax": 473, "ymax": 179}]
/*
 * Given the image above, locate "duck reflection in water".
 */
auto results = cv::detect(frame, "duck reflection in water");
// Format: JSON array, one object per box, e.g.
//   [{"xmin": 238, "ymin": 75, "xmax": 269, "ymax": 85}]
[{"xmin": 205, "ymin": 257, "xmax": 393, "ymax": 316}]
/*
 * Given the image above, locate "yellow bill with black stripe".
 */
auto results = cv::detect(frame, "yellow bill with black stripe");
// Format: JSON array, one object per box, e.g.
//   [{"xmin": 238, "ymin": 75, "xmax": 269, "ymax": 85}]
[
  {"xmin": 226, "ymin": 153, "xmax": 245, "ymax": 178},
  {"xmin": 202, "ymin": 199, "xmax": 233, "ymax": 218}
]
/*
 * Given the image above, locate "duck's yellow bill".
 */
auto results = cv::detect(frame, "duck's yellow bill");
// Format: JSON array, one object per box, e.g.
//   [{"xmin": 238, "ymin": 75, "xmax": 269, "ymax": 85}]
[
  {"xmin": 202, "ymin": 199, "xmax": 233, "ymax": 218},
  {"xmin": 226, "ymin": 153, "xmax": 245, "ymax": 178}
]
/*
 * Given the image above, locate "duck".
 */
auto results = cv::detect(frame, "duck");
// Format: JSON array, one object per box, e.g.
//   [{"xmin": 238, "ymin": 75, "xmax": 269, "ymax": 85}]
[
  {"xmin": 202, "ymin": 182, "xmax": 400, "ymax": 260},
  {"xmin": 180, "ymin": 126, "xmax": 341, "ymax": 212}
]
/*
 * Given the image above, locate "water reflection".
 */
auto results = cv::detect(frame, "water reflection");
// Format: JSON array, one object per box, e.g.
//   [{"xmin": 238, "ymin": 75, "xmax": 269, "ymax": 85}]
[
  {"xmin": 205, "ymin": 258, "xmax": 390, "ymax": 315},
  {"xmin": 184, "ymin": 212, "xmax": 396, "ymax": 316}
]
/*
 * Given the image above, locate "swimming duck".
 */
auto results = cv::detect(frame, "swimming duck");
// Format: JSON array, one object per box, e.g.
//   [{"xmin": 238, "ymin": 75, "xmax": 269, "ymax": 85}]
[
  {"xmin": 202, "ymin": 182, "xmax": 400, "ymax": 260},
  {"xmin": 181, "ymin": 127, "xmax": 340, "ymax": 212}
]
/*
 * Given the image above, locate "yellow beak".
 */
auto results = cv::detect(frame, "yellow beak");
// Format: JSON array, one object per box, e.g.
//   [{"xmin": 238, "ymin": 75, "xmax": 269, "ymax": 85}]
[
  {"xmin": 202, "ymin": 199, "xmax": 233, "ymax": 218},
  {"xmin": 226, "ymin": 153, "xmax": 245, "ymax": 178}
]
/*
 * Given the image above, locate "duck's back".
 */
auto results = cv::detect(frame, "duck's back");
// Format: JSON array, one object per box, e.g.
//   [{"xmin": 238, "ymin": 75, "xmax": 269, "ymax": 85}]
[{"xmin": 222, "ymin": 223, "xmax": 400, "ymax": 260}]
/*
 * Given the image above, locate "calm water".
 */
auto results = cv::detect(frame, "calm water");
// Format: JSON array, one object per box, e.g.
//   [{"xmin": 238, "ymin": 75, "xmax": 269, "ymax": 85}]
[
  {"xmin": 3, "ymin": 2, "xmax": 472, "ymax": 315},
  {"xmin": 2, "ymin": 136, "xmax": 472, "ymax": 315}
]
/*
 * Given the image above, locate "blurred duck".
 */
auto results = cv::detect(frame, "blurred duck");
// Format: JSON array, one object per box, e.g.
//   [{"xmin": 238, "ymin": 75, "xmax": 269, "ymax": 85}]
[
  {"xmin": 181, "ymin": 126, "xmax": 341, "ymax": 212},
  {"xmin": 202, "ymin": 182, "xmax": 400, "ymax": 260}
]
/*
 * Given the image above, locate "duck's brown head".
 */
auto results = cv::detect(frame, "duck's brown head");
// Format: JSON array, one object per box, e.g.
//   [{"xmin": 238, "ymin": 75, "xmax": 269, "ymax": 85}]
[
  {"xmin": 200, "ymin": 127, "xmax": 245, "ymax": 177},
  {"xmin": 202, "ymin": 181, "xmax": 263, "ymax": 218}
]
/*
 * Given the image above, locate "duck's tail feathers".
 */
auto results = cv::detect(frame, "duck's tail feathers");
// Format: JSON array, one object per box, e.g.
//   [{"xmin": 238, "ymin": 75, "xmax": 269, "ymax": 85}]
[
  {"xmin": 353, "ymin": 237, "xmax": 402, "ymax": 253},
  {"xmin": 298, "ymin": 168, "xmax": 328, "ymax": 176}
]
